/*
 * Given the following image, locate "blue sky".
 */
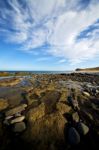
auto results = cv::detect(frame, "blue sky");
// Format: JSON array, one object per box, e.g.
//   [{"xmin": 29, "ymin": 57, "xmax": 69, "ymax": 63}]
[{"xmin": 0, "ymin": 0, "xmax": 99, "ymax": 71}]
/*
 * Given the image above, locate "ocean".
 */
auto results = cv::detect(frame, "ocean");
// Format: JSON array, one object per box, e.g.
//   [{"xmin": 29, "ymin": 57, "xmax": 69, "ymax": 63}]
[{"xmin": 0, "ymin": 71, "xmax": 73, "ymax": 74}]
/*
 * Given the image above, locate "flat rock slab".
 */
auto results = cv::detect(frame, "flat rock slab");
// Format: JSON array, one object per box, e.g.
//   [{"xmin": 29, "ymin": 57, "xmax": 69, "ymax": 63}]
[
  {"xmin": 11, "ymin": 116, "xmax": 25, "ymax": 124},
  {"xmin": 5, "ymin": 104, "xmax": 27, "ymax": 117}
]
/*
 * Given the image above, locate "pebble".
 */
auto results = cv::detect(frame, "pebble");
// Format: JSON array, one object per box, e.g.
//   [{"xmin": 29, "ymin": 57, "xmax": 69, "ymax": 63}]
[
  {"xmin": 11, "ymin": 116, "xmax": 25, "ymax": 124},
  {"xmin": 5, "ymin": 115, "xmax": 13, "ymax": 120},
  {"xmin": 83, "ymin": 91, "xmax": 90, "ymax": 97},
  {"xmin": 13, "ymin": 122, "xmax": 26, "ymax": 132},
  {"xmin": 72, "ymin": 112, "xmax": 80, "ymax": 123},
  {"xmin": 77, "ymin": 122, "xmax": 89, "ymax": 135}
]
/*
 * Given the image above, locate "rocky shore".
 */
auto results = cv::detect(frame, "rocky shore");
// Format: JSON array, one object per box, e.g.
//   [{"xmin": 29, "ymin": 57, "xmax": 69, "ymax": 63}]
[{"xmin": 0, "ymin": 73, "xmax": 99, "ymax": 150}]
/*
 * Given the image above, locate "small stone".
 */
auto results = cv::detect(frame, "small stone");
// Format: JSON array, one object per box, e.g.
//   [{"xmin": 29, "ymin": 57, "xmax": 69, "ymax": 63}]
[
  {"xmin": 11, "ymin": 116, "xmax": 25, "ymax": 124},
  {"xmin": 83, "ymin": 91, "xmax": 90, "ymax": 97},
  {"xmin": 72, "ymin": 112, "xmax": 79, "ymax": 123},
  {"xmin": 14, "ymin": 112, "xmax": 21, "ymax": 117},
  {"xmin": 3, "ymin": 119, "xmax": 10, "ymax": 125},
  {"xmin": 72, "ymin": 99, "xmax": 79, "ymax": 109},
  {"xmin": 5, "ymin": 104, "xmax": 27, "ymax": 117},
  {"xmin": 5, "ymin": 115, "xmax": 13, "ymax": 120},
  {"xmin": 67, "ymin": 96, "xmax": 73, "ymax": 104},
  {"xmin": 68, "ymin": 127, "xmax": 80, "ymax": 145},
  {"xmin": 77, "ymin": 122, "xmax": 89, "ymax": 135},
  {"xmin": 13, "ymin": 122, "xmax": 26, "ymax": 132}
]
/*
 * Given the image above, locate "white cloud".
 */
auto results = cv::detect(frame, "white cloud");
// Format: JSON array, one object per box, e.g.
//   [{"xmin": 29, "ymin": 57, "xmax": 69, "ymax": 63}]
[
  {"xmin": 58, "ymin": 59, "xmax": 66, "ymax": 63},
  {"xmin": 0, "ymin": 0, "xmax": 99, "ymax": 64}
]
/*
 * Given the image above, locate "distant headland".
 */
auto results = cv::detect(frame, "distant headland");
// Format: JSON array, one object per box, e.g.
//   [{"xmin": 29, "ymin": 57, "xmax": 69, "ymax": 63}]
[{"xmin": 75, "ymin": 67, "xmax": 99, "ymax": 72}]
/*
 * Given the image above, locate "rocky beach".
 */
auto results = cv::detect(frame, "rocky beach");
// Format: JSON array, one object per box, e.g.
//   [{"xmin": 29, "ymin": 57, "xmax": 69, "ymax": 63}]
[{"xmin": 0, "ymin": 73, "xmax": 99, "ymax": 150}]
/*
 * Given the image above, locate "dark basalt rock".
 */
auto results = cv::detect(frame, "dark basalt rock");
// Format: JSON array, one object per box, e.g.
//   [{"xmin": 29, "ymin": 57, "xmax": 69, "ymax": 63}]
[{"xmin": 68, "ymin": 127, "xmax": 80, "ymax": 145}]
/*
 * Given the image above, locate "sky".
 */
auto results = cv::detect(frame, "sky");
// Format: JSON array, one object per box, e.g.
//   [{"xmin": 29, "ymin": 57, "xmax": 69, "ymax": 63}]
[{"xmin": 0, "ymin": 0, "xmax": 99, "ymax": 71}]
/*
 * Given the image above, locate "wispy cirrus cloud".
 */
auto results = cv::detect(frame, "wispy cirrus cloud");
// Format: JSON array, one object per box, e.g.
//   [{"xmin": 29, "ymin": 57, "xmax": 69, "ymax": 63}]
[{"xmin": 0, "ymin": 0, "xmax": 99, "ymax": 65}]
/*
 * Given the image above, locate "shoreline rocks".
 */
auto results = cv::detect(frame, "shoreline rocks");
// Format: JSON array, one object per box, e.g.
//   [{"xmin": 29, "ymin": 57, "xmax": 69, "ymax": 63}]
[{"xmin": 5, "ymin": 104, "xmax": 27, "ymax": 117}]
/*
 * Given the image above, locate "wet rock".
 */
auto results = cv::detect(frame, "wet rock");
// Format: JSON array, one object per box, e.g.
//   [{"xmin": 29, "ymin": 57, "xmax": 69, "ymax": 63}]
[
  {"xmin": 11, "ymin": 116, "xmax": 25, "ymax": 124},
  {"xmin": 77, "ymin": 122, "xmax": 89, "ymax": 135},
  {"xmin": 13, "ymin": 122, "xmax": 26, "ymax": 132},
  {"xmin": 0, "ymin": 98, "xmax": 9, "ymax": 111},
  {"xmin": 67, "ymin": 96, "xmax": 73, "ymax": 104},
  {"xmin": 5, "ymin": 104, "xmax": 27, "ymax": 117},
  {"xmin": 3, "ymin": 119, "xmax": 10, "ymax": 125},
  {"xmin": 5, "ymin": 115, "xmax": 13, "ymax": 120},
  {"xmin": 26, "ymin": 103, "xmax": 45, "ymax": 122},
  {"xmin": 91, "ymin": 103, "xmax": 99, "ymax": 111},
  {"xmin": 56, "ymin": 102, "xmax": 71, "ymax": 114},
  {"xmin": 68, "ymin": 127, "xmax": 80, "ymax": 145},
  {"xmin": 72, "ymin": 112, "xmax": 79, "ymax": 123},
  {"xmin": 14, "ymin": 112, "xmax": 21, "ymax": 117},
  {"xmin": 83, "ymin": 91, "xmax": 90, "ymax": 97},
  {"xmin": 41, "ymin": 90, "xmax": 61, "ymax": 114},
  {"xmin": 72, "ymin": 99, "xmax": 79, "ymax": 110}
]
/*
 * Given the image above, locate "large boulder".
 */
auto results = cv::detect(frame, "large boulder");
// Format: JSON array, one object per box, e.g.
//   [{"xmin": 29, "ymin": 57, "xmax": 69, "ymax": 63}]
[
  {"xmin": 5, "ymin": 104, "xmax": 27, "ymax": 117},
  {"xmin": 56, "ymin": 102, "xmax": 71, "ymax": 114},
  {"xmin": 13, "ymin": 122, "xmax": 26, "ymax": 132},
  {"xmin": 24, "ymin": 112, "xmax": 67, "ymax": 149},
  {"xmin": 0, "ymin": 98, "xmax": 9, "ymax": 111},
  {"xmin": 68, "ymin": 127, "xmax": 80, "ymax": 145}
]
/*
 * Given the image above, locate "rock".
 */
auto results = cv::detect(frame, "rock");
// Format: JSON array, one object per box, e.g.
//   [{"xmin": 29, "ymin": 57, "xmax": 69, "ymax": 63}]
[
  {"xmin": 67, "ymin": 96, "xmax": 73, "ymax": 104},
  {"xmin": 83, "ymin": 91, "xmax": 90, "ymax": 97},
  {"xmin": 3, "ymin": 119, "xmax": 10, "ymax": 125},
  {"xmin": 0, "ymin": 98, "xmax": 9, "ymax": 111},
  {"xmin": 14, "ymin": 112, "xmax": 21, "ymax": 117},
  {"xmin": 77, "ymin": 122, "xmax": 89, "ymax": 135},
  {"xmin": 68, "ymin": 127, "xmax": 80, "ymax": 145},
  {"xmin": 72, "ymin": 112, "xmax": 79, "ymax": 123},
  {"xmin": 41, "ymin": 90, "xmax": 61, "ymax": 114},
  {"xmin": 5, "ymin": 115, "xmax": 13, "ymax": 120},
  {"xmin": 23, "ymin": 112, "xmax": 67, "ymax": 148},
  {"xmin": 11, "ymin": 116, "xmax": 25, "ymax": 124},
  {"xmin": 13, "ymin": 122, "xmax": 26, "ymax": 132},
  {"xmin": 56, "ymin": 102, "xmax": 71, "ymax": 114},
  {"xmin": 26, "ymin": 103, "xmax": 45, "ymax": 122},
  {"xmin": 72, "ymin": 99, "xmax": 79, "ymax": 110},
  {"xmin": 5, "ymin": 104, "xmax": 27, "ymax": 117}
]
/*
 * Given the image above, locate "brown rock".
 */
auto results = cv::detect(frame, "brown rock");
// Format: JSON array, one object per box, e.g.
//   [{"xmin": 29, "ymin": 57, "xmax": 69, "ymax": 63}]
[
  {"xmin": 5, "ymin": 104, "xmax": 27, "ymax": 117},
  {"xmin": 24, "ymin": 112, "xmax": 67, "ymax": 148},
  {"xmin": 56, "ymin": 102, "xmax": 71, "ymax": 114},
  {"xmin": 26, "ymin": 103, "xmax": 45, "ymax": 122},
  {"xmin": 13, "ymin": 122, "xmax": 26, "ymax": 132},
  {"xmin": 0, "ymin": 98, "xmax": 9, "ymax": 111}
]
